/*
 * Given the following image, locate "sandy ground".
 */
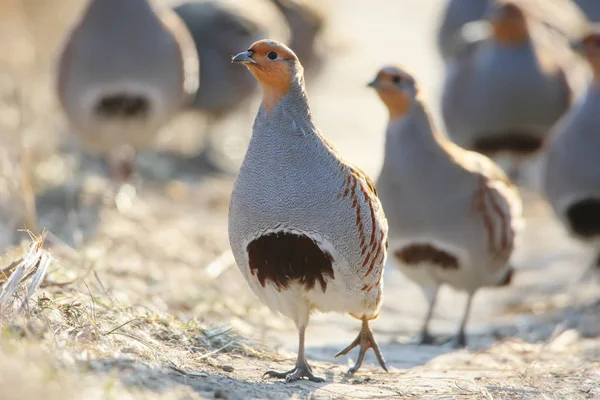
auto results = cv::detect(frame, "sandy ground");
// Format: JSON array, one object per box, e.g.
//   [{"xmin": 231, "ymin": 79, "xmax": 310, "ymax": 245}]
[{"xmin": 0, "ymin": 0, "xmax": 599, "ymax": 399}]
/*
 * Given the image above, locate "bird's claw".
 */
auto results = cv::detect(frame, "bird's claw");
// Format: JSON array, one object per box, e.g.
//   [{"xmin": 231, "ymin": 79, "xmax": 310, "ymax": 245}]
[
  {"xmin": 449, "ymin": 332, "xmax": 467, "ymax": 349},
  {"xmin": 335, "ymin": 319, "xmax": 388, "ymax": 374},
  {"xmin": 417, "ymin": 331, "xmax": 437, "ymax": 345},
  {"xmin": 263, "ymin": 362, "xmax": 324, "ymax": 383}
]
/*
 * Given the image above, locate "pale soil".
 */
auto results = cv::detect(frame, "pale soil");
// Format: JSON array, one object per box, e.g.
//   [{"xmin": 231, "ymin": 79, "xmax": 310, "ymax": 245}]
[{"xmin": 0, "ymin": 0, "xmax": 598, "ymax": 399}]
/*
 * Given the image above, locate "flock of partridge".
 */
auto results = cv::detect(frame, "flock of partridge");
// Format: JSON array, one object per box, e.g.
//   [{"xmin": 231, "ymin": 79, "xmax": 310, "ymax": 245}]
[{"xmin": 54, "ymin": 0, "xmax": 600, "ymax": 383}]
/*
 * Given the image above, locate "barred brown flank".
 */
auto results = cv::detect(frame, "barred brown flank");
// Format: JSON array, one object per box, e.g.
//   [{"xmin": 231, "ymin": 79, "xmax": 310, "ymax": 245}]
[
  {"xmin": 361, "ymin": 251, "xmax": 371, "ymax": 268},
  {"xmin": 341, "ymin": 165, "xmax": 385, "ymax": 281},
  {"xmin": 247, "ymin": 232, "xmax": 335, "ymax": 292},
  {"xmin": 395, "ymin": 244, "xmax": 459, "ymax": 269},
  {"xmin": 484, "ymin": 182, "xmax": 510, "ymax": 257},
  {"xmin": 364, "ymin": 246, "xmax": 381, "ymax": 276},
  {"xmin": 361, "ymin": 182, "xmax": 377, "ymax": 248},
  {"xmin": 473, "ymin": 179, "xmax": 497, "ymax": 254}
]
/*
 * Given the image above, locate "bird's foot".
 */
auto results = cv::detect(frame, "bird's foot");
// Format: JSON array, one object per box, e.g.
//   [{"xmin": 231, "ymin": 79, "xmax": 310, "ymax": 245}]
[
  {"xmin": 417, "ymin": 331, "xmax": 437, "ymax": 345},
  {"xmin": 263, "ymin": 361, "xmax": 324, "ymax": 383},
  {"xmin": 449, "ymin": 332, "xmax": 467, "ymax": 349},
  {"xmin": 263, "ymin": 366, "xmax": 324, "ymax": 383},
  {"xmin": 335, "ymin": 319, "xmax": 388, "ymax": 374}
]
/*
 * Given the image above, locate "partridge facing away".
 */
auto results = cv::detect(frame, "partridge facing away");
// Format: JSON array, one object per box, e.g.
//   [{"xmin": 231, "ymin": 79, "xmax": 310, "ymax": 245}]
[
  {"xmin": 441, "ymin": 0, "xmax": 574, "ymax": 179},
  {"xmin": 229, "ymin": 40, "xmax": 388, "ymax": 381},
  {"xmin": 172, "ymin": 0, "xmax": 289, "ymax": 170},
  {"xmin": 57, "ymin": 0, "xmax": 198, "ymax": 183},
  {"xmin": 270, "ymin": 0, "xmax": 327, "ymax": 80},
  {"xmin": 370, "ymin": 66, "xmax": 522, "ymax": 347},
  {"xmin": 543, "ymin": 29, "xmax": 600, "ymax": 270},
  {"xmin": 437, "ymin": 0, "xmax": 489, "ymax": 62},
  {"xmin": 575, "ymin": 0, "xmax": 600, "ymax": 23}
]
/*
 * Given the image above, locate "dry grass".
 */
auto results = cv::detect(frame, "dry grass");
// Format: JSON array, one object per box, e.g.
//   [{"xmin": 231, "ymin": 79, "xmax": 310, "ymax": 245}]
[{"xmin": 0, "ymin": 232, "xmax": 273, "ymax": 400}]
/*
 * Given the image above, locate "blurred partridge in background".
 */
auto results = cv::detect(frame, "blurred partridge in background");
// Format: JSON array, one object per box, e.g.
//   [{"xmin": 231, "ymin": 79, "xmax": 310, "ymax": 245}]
[
  {"xmin": 56, "ymin": 0, "xmax": 199, "ymax": 188},
  {"xmin": 370, "ymin": 66, "xmax": 522, "ymax": 347},
  {"xmin": 172, "ymin": 0, "xmax": 289, "ymax": 172},
  {"xmin": 543, "ymin": 27, "xmax": 600, "ymax": 272},
  {"xmin": 440, "ymin": 0, "xmax": 586, "ymax": 182}
]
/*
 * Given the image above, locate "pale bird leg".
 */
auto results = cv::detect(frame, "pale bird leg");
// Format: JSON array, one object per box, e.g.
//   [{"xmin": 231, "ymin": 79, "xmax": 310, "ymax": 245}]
[
  {"xmin": 451, "ymin": 291, "xmax": 476, "ymax": 349},
  {"xmin": 418, "ymin": 286, "xmax": 439, "ymax": 345},
  {"xmin": 107, "ymin": 146, "xmax": 138, "ymax": 213},
  {"xmin": 335, "ymin": 316, "xmax": 388, "ymax": 374},
  {"xmin": 263, "ymin": 324, "xmax": 324, "ymax": 383}
]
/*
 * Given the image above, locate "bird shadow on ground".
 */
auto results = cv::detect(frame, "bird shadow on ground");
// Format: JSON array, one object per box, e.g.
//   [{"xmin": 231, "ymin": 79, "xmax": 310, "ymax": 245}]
[
  {"xmin": 34, "ymin": 180, "xmax": 103, "ymax": 248},
  {"xmin": 306, "ymin": 340, "xmax": 453, "ymax": 372},
  {"xmin": 304, "ymin": 284, "xmax": 600, "ymax": 376},
  {"xmin": 85, "ymin": 356, "xmax": 336, "ymax": 400}
]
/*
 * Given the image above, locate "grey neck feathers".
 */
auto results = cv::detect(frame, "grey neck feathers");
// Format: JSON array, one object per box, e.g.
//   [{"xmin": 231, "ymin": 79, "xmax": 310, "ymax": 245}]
[
  {"xmin": 255, "ymin": 67, "xmax": 320, "ymax": 141},
  {"xmin": 385, "ymin": 98, "xmax": 446, "ymax": 155},
  {"xmin": 381, "ymin": 97, "xmax": 452, "ymax": 175}
]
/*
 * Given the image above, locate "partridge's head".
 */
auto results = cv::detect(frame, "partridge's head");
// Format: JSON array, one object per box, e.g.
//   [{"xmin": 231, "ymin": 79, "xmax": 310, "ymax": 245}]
[
  {"xmin": 367, "ymin": 66, "xmax": 418, "ymax": 119},
  {"xmin": 572, "ymin": 29, "xmax": 600, "ymax": 66},
  {"xmin": 486, "ymin": 1, "xmax": 528, "ymax": 44},
  {"xmin": 231, "ymin": 39, "xmax": 302, "ymax": 110}
]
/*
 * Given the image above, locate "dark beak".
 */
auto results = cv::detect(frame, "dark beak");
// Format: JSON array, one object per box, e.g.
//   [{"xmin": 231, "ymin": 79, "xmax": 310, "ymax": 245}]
[
  {"xmin": 367, "ymin": 78, "xmax": 379, "ymax": 89},
  {"xmin": 231, "ymin": 50, "xmax": 256, "ymax": 64}
]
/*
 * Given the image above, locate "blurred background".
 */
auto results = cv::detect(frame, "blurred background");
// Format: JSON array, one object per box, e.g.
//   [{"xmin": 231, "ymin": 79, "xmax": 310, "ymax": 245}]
[{"xmin": 0, "ymin": 0, "xmax": 598, "ymax": 398}]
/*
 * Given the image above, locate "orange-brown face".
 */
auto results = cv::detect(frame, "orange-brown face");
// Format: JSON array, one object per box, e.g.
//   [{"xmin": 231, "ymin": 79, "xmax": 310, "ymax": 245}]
[
  {"xmin": 487, "ymin": 2, "xmax": 528, "ymax": 44},
  {"xmin": 368, "ymin": 66, "xmax": 416, "ymax": 119},
  {"xmin": 232, "ymin": 39, "xmax": 299, "ymax": 111}
]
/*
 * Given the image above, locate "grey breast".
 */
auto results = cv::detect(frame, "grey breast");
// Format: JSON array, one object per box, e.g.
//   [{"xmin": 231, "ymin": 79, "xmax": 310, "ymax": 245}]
[
  {"xmin": 229, "ymin": 103, "xmax": 368, "ymax": 280},
  {"xmin": 442, "ymin": 41, "xmax": 570, "ymax": 151},
  {"xmin": 544, "ymin": 87, "xmax": 600, "ymax": 211}
]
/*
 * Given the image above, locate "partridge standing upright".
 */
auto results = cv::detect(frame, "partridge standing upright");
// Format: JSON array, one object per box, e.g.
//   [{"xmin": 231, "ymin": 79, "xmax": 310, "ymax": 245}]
[
  {"xmin": 437, "ymin": 0, "xmax": 489, "ymax": 62},
  {"xmin": 543, "ymin": 28, "xmax": 600, "ymax": 270},
  {"xmin": 229, "ymin": 40, "xmax": 388, "ymax": 381},
  {"xmin": 370, "ymin": 66, "xmax": 522, "ymax": 347},
  {"xmin": 441, "ymin": 0, "xmax": 573, "ymax": 180},
  {"xmin": 57, "ymin": 0, "xmax": 199, "ymax": 183}
]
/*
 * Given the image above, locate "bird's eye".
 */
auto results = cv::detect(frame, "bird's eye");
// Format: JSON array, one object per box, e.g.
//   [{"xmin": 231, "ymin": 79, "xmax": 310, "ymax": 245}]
[
  {"xmin": 267, "ymin": 51, "xmax": 278, "ymax": 60},
  {"xmin": 392, "ymin": 75, "xmax": 402, "ymax": 84}
]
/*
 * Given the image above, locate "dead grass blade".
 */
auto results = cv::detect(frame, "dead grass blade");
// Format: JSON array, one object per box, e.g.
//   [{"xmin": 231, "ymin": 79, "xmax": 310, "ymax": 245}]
[{"xmin": 0, "ymin": 236, "xmax": 51, "ymax": 316}]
